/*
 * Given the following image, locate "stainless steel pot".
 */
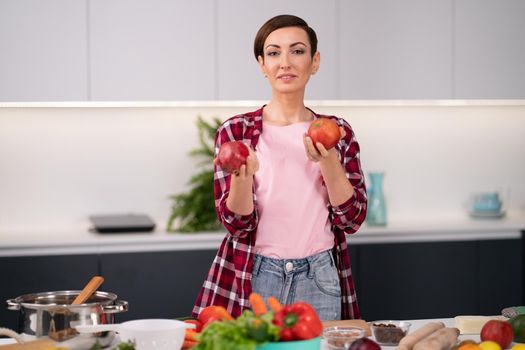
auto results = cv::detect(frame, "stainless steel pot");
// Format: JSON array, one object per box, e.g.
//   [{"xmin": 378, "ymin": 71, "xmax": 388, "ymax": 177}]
[{"xmin": 6, "ymin": 290, "xmax": 128, "ymax": 350}]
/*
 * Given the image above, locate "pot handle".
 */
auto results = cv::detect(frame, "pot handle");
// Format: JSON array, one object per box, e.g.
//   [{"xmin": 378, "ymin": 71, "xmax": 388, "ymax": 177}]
[
  {"xmin": 102, "ymin": 300, "xmax": 128, "ymax": 314},
  {"xmin": 6, "ymin": 299, "xmax": 20, "ymax": 311}
]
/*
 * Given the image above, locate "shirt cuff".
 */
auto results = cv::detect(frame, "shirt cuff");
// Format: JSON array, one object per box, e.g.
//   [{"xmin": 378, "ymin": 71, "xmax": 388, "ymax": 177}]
[
  {"xmin": 222, "ymin": 203, "xmax": 255, "ymax": 224},
  {"xmin": 331, "ymin": 193, "xmax": 357, "ymax": 215}
]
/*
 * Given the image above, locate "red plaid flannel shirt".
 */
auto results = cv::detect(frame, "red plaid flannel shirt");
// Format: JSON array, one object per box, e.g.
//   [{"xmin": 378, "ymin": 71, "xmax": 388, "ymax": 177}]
[{"xmin": 192, "ymin": 107, "xmax": 367, "ymax": 319}]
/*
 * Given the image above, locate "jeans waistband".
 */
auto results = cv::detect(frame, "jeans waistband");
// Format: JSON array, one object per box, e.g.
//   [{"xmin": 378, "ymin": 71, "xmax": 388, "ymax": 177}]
[{"xmin": 252, "ymin": 248, "xmax": 335, "ymax": 278}]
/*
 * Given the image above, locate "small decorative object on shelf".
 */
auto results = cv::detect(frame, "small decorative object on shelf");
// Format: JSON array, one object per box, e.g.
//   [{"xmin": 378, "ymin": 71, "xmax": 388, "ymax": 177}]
[
  {"xmin": 167, "ymin": 116, "xmax": 223, "ymax": 233},
  {"xmin": 469, "ymin": 191, "xmax": 505, "ymax": 219},
  {"xmin": 366, "ymin": 171, "xmax": 387, "ymax": 226}
]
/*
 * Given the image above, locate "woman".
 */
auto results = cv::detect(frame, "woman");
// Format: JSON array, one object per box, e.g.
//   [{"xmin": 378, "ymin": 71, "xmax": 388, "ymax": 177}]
[{"xmin": 192, "ymin": 14, "xmax": 367, "ymax": 321}]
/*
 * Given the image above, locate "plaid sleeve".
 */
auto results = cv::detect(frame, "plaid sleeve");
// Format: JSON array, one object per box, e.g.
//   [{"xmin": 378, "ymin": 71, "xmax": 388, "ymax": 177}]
[
  {"xmin": 214, "ymin": 117, "xmax": 258, "ymax": 238},
  {"xmin": 330, "ymin": 118, "xmax": 367, "ymax": 233}
]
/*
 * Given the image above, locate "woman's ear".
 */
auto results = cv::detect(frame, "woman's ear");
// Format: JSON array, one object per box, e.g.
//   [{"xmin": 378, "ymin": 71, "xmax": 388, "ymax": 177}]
[
  {"xmin": 257, "ymin": 55, "xmax": 267, "ymax": 77},
  {"xmin": 312, "ymin": 51, "xmax": 321, "ymax": 75}
]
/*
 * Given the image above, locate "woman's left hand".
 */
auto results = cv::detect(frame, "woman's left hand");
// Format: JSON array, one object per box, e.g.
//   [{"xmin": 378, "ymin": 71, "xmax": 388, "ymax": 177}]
[{"xmin": 303, "ymin": 127, "xmax": 346, "ymax": 162}]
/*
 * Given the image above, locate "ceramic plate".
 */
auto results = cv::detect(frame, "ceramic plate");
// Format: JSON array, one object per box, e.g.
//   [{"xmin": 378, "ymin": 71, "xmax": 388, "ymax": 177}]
[{"xmin": 469, "ymin": 210, "xmax": 505, "ymax": 219}]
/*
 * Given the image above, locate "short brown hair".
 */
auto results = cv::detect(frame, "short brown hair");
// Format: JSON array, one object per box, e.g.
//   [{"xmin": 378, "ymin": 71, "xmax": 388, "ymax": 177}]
[{"xmin": 253, "ymin": 14, "xmax": 318, "ymax": 61}]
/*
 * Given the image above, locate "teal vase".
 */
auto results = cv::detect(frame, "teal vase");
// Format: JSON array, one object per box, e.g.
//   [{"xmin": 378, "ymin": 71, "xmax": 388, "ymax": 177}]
[{"xmin": 366, "ymin": 172, "xmax": 387, "ymax": 226}]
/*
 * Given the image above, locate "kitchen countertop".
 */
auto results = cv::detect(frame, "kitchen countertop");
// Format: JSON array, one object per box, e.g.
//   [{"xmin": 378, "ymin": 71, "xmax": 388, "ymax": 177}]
[
  {"xmin": 0, "ymin": 317, "xmax": 484, "ymax": 349},
  {"xmin": 340, "ymin": 317, "xmax": 481, "ymax": 350},
  {"xmin": 0, "ymin": 213, "xmax": 523, "ymax": 257},
  {"xmin": 322, "ymin": 317, "xmax": 481, "ymax": 350}
]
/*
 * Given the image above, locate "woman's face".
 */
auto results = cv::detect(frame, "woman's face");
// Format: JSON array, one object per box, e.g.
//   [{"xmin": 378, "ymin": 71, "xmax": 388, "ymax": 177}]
[{"xmin": 258, "ymin": 26, "xmax": 320, "ymax": 95}]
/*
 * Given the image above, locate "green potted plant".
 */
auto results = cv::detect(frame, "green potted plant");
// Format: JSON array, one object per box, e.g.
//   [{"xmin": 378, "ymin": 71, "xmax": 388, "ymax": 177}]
[{"xmin": 166, "ymin": 116, "xmax": 223, "ymax": 233}]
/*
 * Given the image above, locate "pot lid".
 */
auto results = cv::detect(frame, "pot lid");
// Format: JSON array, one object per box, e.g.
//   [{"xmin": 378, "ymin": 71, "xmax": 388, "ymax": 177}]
[{"xmin": 11, "ymin": 290, "xmax": 118, "ymax": 308}]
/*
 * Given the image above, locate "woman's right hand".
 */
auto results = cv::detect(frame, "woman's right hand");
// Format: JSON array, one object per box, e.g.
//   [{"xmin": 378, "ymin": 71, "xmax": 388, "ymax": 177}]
[
  {"xmin": 234, "ymin": 145, "xmax": 259, "ymax": 178},
  {"xmin": 226, "ymin": 145, "xmax": 258, "ymax": 216}
]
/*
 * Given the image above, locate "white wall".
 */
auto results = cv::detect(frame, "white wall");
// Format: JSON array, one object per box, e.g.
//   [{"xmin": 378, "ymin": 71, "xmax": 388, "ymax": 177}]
[{"xmin": 0, "ymin": 102, "xmax": 524, "ymax": 232}]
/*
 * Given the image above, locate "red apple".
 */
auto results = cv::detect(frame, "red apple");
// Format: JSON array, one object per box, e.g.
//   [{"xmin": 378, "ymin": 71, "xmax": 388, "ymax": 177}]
[
  {"xmin": 214, "ymin": 141, "xmax": 249, "ymax": 174},
  {"xmin": 307, "ymin": 118, "xmax": 341, "ymax": 151},
  {"xmin": 347, "ymin": 337, "xmax": 381, "ymax": 350},
  {"xmin": 480, "ymin": 320, "xmax": 514, "ymax": 349}
]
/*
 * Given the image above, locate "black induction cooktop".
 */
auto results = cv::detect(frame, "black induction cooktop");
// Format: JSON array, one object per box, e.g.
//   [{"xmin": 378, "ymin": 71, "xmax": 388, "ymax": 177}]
[{"xmin": 89, "ymin": 214, "xmax": 156, "ymax": 233}]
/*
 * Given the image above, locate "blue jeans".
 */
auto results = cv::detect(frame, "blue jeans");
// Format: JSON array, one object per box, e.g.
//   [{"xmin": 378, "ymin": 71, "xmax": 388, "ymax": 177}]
[{"xmin": 251, "ymin": 249, "xmax": 341, "ymax": 321}]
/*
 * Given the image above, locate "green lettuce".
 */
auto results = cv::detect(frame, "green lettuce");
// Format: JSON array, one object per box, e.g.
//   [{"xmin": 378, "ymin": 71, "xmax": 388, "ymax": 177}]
[{"xmin": 194, "ymin": 310, "xmax": 280, "ymax": 350}]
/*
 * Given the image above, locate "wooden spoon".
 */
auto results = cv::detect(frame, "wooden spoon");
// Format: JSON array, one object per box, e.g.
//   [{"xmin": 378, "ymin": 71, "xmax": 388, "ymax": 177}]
[{"xmin": 71, "ymin": 275, "xmax": 104, "ymax": 305}]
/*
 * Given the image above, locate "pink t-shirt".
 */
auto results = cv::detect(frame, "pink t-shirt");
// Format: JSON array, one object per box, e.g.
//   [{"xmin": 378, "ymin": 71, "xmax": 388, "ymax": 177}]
[{"xmin": 253, "ymin": 121, "xmax": 335, "ymax": 259}]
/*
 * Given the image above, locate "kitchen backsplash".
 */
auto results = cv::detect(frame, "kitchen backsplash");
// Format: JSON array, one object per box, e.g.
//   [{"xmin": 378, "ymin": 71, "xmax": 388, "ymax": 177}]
[{"xmin": 0, "ymin": 101, "xmax": 524, "ymax": 231}]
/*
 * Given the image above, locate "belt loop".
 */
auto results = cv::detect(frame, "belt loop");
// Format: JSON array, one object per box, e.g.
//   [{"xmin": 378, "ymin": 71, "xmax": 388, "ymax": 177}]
[
  {"xmin": 306, "ymin": 256, "xmax": 314, "ymax": 279},
  {"xmin": 328, "ymin": 248, "xmax": 336, "ymax": 267},
  {"xmin": 252, "ymin": 254, "xmax": 262, "ymax": 277}
]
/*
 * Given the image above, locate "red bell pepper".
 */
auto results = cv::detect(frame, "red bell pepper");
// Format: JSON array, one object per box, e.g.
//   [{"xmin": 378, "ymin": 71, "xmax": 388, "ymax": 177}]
[{"xmin": 272, "ymin": 301, "xmax": 323, "ymax": 341}]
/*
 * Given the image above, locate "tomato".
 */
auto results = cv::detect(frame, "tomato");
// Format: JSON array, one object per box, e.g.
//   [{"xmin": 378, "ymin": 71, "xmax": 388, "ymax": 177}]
[
  {"xmin": 202, "ymin": 315, "xmax": 223, "ymax": 329},
  {"xmin": 307, "ymin": 118, "xmax": 341, "ymax": 151},
  {"xmin": 509, "ymin": 314, "xmax": 525, "ymax": 343},
  {"xmin": 183, "ymin": 319, "xmax": 203, "ymax": 333},
  {"xmin": 197, "ymin": 305, "xmax": 233, "ymax": 326},
  {"xmin": 480, "ymin": 320, "xmax": 514, "ymax": 349}
]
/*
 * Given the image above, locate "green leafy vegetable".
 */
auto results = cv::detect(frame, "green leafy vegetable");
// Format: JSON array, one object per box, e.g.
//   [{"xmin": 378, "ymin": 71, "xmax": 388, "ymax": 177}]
[
  {"xmin": 194, "ymin": 310, "xmax": 280, "ymax": 350},
  {"xmin": 89, "ymin": 340, "xmax": 136, "ymax": 350},
  {"xmin": 113, "ymin": 340, "xmax": 136, "ymax": 350},
  {"xmin": 89, "ymin": 343, "xmax": 103, "ymax": 350}
]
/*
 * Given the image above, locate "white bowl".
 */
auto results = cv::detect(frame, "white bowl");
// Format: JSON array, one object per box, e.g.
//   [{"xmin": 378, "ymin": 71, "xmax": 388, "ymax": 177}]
[
  {"xmin": 118, "ymin": 319, "xmax": 189, "ymax": 350},
  {"xmin": 76, "ymin": 319, "xmax": 193, "ymax": 350}
]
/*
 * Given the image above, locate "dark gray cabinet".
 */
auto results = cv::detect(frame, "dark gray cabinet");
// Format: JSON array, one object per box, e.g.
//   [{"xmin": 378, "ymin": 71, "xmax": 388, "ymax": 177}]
[
  {"xmin": 99, "ymin": 250, "xmax": 216, "ymax": 321},
  {"xmin": 0, "ymin": 254, "xmax": 99, "ymax": 332},
  {"xmin": 1, "ymin": 237, "xmax": 522, "ymax": 333},
  {"xmin": 355, "ymin": 238, "xmax": 523, "ymax": 320},
  {"xmin": 478, "ymin": 239, "xmax": 523, "ymax": 315},
  {"xmin": 356, "ymin": 241, "xmax": 479, "ymax": 320}
]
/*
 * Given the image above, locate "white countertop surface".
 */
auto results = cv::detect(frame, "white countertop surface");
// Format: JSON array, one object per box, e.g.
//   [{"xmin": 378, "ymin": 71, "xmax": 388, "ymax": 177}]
[
  {"xmin": 0, "ymin": 213, "xmax": 523, "ymax": 257},
  {"xmin": 0, "ymin": 318, "xmax": 484, "ymax": 349}
]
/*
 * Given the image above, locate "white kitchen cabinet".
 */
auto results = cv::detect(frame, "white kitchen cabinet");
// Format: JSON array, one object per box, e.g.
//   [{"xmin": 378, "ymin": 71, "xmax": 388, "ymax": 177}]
[
  {"xmin": 0, "ymin": 0, "xmax": 88, "ymax": 101},
  {"xmin": 216, "ymin": 0, "xmax": 338, "ymax": 101},
  {"xmin": 2, "ymin": 1, "xmax": 524, "ymax": 102},
  {"xmin": 89, "ymin": 0, "xmax": 215, "ymax": 101},
  {"xmin": 454, "ymin": 0, "xmax": 525, "ymax": 99},
  {"xmin": 338, "ymin": 0, "xmax": 454, "ymax": 99}
]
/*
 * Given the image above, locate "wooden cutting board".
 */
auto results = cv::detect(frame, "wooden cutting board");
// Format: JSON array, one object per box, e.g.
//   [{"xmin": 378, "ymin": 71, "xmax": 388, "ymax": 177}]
[
  {"xmin": 322, "ymin": 319, "xmax": 372, "ymax": 336},
  {"xmin": 0, "ymin": 339, "xmax": 57, "ymax": 350}
]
